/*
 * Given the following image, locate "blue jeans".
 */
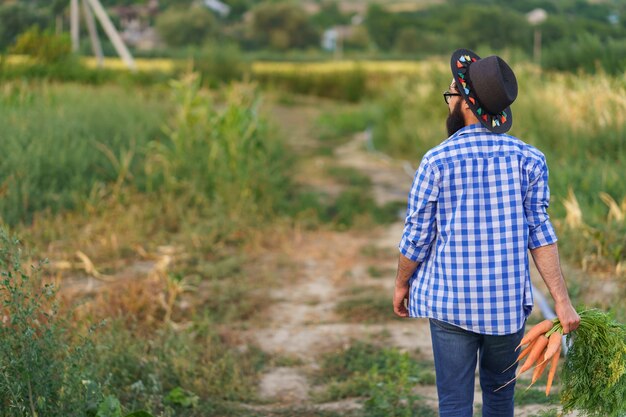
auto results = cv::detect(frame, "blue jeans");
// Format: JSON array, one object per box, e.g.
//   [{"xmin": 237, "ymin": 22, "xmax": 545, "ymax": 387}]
[{"xmin": 429, "ymin": 319, "xmax": 524, "ymax": 417}]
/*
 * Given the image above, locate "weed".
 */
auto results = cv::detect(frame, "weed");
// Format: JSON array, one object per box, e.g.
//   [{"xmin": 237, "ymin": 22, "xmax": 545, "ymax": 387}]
[
  {"xmin": 314, "ymin": 341, "xmax": 436, "ymax": 416},
  {"xmin": 335, "ymin": 287, "xmax": 400, "ymax": 323},
  {"xmin": 0, "ymin": 82, "xmax": 168, "ymax": 225},
  {"xmin": 0, "ymin": 228, "xmax": 103, "ymax": 416}
]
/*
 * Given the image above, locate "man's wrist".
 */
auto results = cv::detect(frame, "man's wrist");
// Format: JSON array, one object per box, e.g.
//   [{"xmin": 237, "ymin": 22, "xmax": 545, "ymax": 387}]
[{"xmin": 395, "ymin": 277, "xmax": 410, "ymax": 288}]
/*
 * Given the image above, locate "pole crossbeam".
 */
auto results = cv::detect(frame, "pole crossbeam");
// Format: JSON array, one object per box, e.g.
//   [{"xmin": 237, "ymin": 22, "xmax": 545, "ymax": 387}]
[{"xmin": 69, "ymin": 0, "xmax": 136, "ymax": 71}]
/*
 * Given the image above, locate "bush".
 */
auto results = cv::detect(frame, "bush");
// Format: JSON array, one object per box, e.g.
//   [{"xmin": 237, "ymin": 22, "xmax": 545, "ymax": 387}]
[
  {"xmin": 0, "ymin": 228, "xmax": 102, "ymax": 416},
  {"xmin": 542, "ymin": 34, "xmax": 626, "ymax": 75},
  {"xmin": 146, "ymin": 74, "xmax": 293, "ymax": 225},
  {"xmin": 10, "ymin": 26, "xmax": 72, "ymax": 64},
  {"xmin": 250, "ymin": 2, "xmax": 319, "ymax": 50},
  {"xmin": 192, "ymin": 42, "xmax": 251, "ymax": 87},
  {"xmin": 155, "ymin": 6, "xmax": 217, "ymax": 47},
  {"xmin": 0, "ymin": 3, "xmax": 47, "ymax": 50}
]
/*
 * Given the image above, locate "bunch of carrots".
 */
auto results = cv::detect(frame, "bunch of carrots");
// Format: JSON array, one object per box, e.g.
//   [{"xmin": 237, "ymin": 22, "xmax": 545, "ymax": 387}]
[
  {"xmin": 497, "ymin": 318, "xmax": 563, "ymax": 395},
  {"xmin": 498, "ymin": 309, "xmax": 626, "ymax": 417}
]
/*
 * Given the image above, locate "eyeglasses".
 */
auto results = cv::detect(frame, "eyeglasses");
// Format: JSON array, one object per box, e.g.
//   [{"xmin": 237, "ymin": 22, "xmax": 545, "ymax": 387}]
[{"xmin": 443, "ymin": 91, "xmax": 462, "ymax": 104}]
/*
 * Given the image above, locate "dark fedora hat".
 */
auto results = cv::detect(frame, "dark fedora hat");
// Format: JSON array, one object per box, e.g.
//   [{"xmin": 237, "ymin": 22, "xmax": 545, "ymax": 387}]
[{"xmin": 450, "ymin": 49, "xmax": 518, "ymax": 133}]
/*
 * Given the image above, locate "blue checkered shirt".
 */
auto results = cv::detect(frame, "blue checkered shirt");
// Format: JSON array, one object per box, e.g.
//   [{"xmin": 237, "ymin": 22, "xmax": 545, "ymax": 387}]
[{"xmin": 399, "ymin": 124, "xmax": 558, "ymax": 335}]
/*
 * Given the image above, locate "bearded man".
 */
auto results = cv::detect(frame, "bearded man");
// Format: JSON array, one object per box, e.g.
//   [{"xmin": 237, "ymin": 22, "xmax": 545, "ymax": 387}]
[{"xmin": 392, "ymin": 49, "xmax": 580, "ymax": 417}]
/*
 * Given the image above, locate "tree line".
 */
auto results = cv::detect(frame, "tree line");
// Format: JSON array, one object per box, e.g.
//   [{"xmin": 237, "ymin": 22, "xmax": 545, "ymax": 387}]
[{"xmin": 1, "ymin": 0, "xmax": 625, "ymax": 73}]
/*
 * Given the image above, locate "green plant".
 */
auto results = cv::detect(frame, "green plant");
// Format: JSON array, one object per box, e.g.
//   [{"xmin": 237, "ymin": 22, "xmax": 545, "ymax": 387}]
[
  {"xmin": 192, "ymin": 42, "xmax": 250, "ymax": 87},
  {"xmin": 155, "ymin": 5, "xmax": 217, "ymax": 47},
  {"xmin": 146, "ymin": 74, "xmax": 292, "ymax": 226},
  {"xmin": 0, "ymin": 82, "xmax": 168, "ymax": 225},
  {"xmin": 90, "ymin": 316, "xmax": 267, "ymax": 415},
  {"xmin": 10, "ymin": 26, "xmax": 72, "ymax": 64},
  {"xmin": 315, "ymin": 341, "xmax": 435, "ymax": 409},
  {"xmin": 560, "ymin": 309, "xmax": 626, "ymax": 417},
  {"xmin": 0, "ymin": 228, "xmax": 102, "ymax": 416}
]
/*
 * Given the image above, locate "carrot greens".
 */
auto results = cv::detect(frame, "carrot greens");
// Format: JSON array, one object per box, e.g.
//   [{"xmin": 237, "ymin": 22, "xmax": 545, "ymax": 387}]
[{"xmin": 560, "ymin": 308, "xmax": 626, "ymax": 417}]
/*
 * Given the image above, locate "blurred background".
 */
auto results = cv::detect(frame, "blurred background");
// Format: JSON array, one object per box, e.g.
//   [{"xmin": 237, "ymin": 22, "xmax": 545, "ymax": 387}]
[{"xmin": 0, "ymin": 0, "xmax": 624, "ymax": 416}]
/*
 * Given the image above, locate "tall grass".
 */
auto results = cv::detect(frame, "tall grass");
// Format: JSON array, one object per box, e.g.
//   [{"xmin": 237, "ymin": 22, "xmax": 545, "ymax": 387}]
[
  {"xmin": 146, "ymin": 74, "xmax": 293, "ymax": 229},
  {"xmin": 0, "ymin": 81, "xmax": 169, "ymax": 225}
]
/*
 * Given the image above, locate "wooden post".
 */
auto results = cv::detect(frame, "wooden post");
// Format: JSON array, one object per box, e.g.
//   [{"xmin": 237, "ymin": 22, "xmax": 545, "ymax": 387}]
[
  {"xmin": 82, "ymin": 0, "xmax": 104, "ymax": 67},
  {"xmin": 84, "ymin": 0, "xmax": 136, "ymax": 71},
  {"xmin": 533, "ymin": 28, "xmax": 542, "ymax": 65},
  {"xmin": 70, "ymin": 0, "xmax": 80, "ymax": 52}
]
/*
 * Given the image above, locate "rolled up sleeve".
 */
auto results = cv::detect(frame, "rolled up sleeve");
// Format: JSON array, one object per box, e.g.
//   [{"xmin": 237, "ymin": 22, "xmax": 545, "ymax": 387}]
[
  {"xmin": 525, "ymin": 159, "xmax": 558, "ymax": 249},
  {"xmin": 399, "ymin": 158, "xmax": 439, "ymax": 262}
]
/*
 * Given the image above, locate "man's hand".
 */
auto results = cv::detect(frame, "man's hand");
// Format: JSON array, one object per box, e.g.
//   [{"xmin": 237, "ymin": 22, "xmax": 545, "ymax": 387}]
[
  {"xmin": 555, "ymin": 300, "xmax": 580, "ymax": 334},
  {"xmin": 393, "ymin": 254, "xmax": 419, "ymax": 318},
  {"xmin": 393, "ymin": 284, "xmax": 409, "ymax": 317}
]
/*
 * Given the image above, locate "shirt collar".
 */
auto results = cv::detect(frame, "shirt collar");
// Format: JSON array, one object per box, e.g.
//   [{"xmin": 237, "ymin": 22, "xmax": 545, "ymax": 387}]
[
  {"xmin": 456, "ymin": 123, "xmax": 490, "ymax": 136},
  {"xmin": 445, "ymin": 123, "xmax": 490, "ymax": 142}
]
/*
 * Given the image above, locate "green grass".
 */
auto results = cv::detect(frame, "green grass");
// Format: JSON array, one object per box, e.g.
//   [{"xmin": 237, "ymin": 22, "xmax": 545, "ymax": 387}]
[
  {"xmin": 335, "ymin": 286, "xmax": 401, "ymax": 323},
  {"xmin": 315, "ymin": 105, "xmax": 377, "ymax": 146},
  {"xmin": 90, "ymin": 318, "xmax": 268, "ymax": 416},
  {"xmin": 0, "ymin": 81, "xmax": 169, "ymax": 225},
  {"xmin": 514, "ymin": 387, "xmax": 560, "ymax": 406},
  {"xmin": 313, "ymin": 341, "xmax": 436, "ymax": 416}
]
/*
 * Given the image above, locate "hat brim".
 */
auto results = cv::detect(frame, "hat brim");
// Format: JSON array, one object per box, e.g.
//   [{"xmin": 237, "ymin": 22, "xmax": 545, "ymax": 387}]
[{"xmin": 450, "ymin": 49, "xmax": 513, "ymax": 134}]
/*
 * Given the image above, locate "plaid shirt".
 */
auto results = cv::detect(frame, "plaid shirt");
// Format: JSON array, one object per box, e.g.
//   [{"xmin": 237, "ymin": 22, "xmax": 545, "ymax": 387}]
[{"xmin": 399, "ymin": 124, "xmax": 558, "ymax": 335}]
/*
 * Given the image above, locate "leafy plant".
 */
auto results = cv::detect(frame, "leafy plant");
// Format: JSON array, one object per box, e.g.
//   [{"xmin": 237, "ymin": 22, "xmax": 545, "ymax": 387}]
[
  {"xmin": 560, "ymin": 309, "xmax": 626, "ymax": 417},
  {"xmin": 164, "ymin": 387, "xmax": 199, "ymax": 408},
  {"xmin": 10, "ymin": 26, "xmax": 72, "ymax": 64},
  {"xmin": 0, "ymin": 228, "xmax": 102, "ymax": 416},
  {"xmin": 146, "ymin": 74, "xmax": 292, "ymax": 226}
]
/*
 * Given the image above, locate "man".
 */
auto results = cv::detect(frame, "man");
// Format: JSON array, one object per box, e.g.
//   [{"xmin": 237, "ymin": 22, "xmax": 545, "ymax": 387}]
[{"xmin": 392, "ymin": 49, "xmax": 580, "ymax": 417}]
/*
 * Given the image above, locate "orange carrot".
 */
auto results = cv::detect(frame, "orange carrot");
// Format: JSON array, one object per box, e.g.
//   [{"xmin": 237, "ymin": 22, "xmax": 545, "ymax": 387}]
[
  {"xmin": 518, "ymin": 335, "xmax": 549, "ymax": 375},
  {"xmin": 529, "ymin": 357, "xmax": 549, "ymax": 388},
  {"xmin": 518, "ymin": 338, "xmax": 537, "ymax": 362},
  {"xmin": 545, "ymin": 344, "xmax": 561, "ymax": 396},
  {"xmin": 543, "ymin": 331, "xmax": 562, "ymax": 362},
  {"xmin": 519, "ymin": 319, "xmax": 554, "ymax": 347},
  {"xmin": 502, "ymin": 337, "xmax": 538, "ymax": 374}
]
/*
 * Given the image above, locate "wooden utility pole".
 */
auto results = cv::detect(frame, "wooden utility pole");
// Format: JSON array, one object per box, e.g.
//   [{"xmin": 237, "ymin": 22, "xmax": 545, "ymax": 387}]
[
  {"xmin": 70, "ymin": 0, "xmax": 80, "ymax": 52},
  {"xmin": 85, "ymin": 0, "xmax": 136, "ymax": 70},
  {"xmin": 69, "ymin": 0, "xmax": 136, "ymax": 71},
  {"xmin": 82, "ymin": 0, "xmax": 104, "ymax": 67},
  {"xmin": 533, "ymin": 28, "xmax": 542, "ymax": 65}
]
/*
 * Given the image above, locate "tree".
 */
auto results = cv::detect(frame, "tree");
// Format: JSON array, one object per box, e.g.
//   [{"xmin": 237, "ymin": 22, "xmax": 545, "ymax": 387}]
[
  {"xmin": 394, "ymin": 27, "xmax": 420, "ymax": 54},
  {"xmin": 155, "ymin": 5, "xmax": 217, "ymax": 47},
  {"xmin": 251, "ymin": 2, "xmax": 319, "ymax": 50},
  {"xmin": 311, "ymin": 0, "xmax": 350, "ymax": 29},
  {"xmin": 11, "ymin": 26, "xmax": 72, "ymax": 64},
  {"xmin": 449, "ymin": 5, "xmax": 533, "ymax": 52},
  {"xmin": 0, "ymin": 3, "xmax": 47, "ymax": 50},
  {"xmin": 364, "ymin": 4, "xmax": 399, "ymax": 50}
]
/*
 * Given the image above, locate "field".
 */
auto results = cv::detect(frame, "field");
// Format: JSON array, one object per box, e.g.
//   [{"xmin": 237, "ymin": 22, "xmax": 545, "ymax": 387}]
[{"xmin": 0, "ymin": 59, "xmax": 624, "ymax": 416}]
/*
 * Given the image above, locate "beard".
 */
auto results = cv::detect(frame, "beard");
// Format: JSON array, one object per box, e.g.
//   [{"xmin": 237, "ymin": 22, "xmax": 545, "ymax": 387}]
[{"xmin": 446, "ymin": 99, "xmax": 465, "ymax": 136}]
